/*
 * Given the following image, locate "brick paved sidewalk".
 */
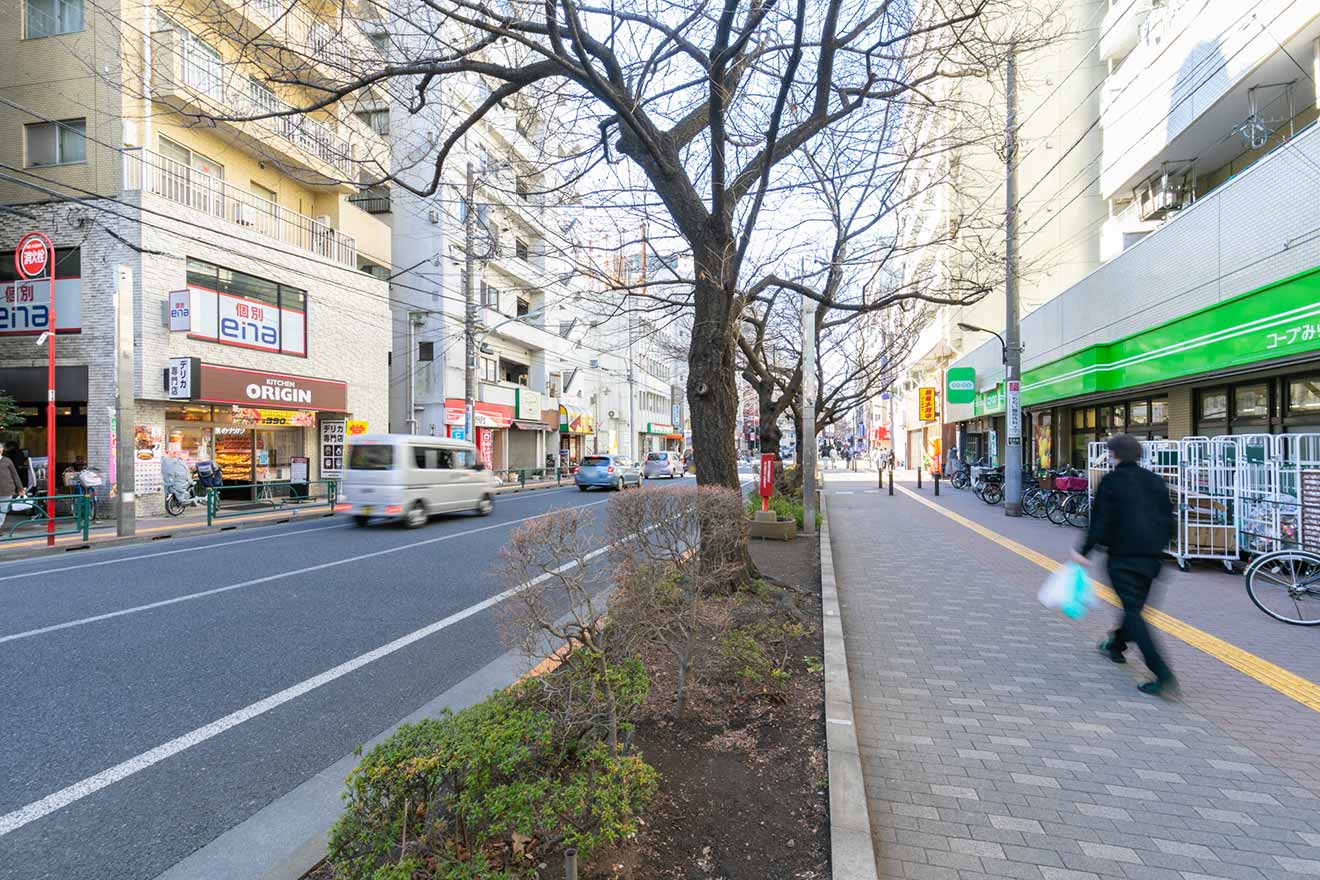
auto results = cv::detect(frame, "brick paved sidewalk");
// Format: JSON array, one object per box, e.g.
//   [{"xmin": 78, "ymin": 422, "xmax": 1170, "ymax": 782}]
[{"xmin": 825, "ymin": 471, "xmax": 1320, "ymax": 880}]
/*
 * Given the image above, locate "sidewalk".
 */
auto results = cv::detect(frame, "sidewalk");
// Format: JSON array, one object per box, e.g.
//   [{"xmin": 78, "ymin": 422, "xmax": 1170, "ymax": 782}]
[{"xmin": 824, "ymin": 469, "xmax": 1320, "ymax": 880}]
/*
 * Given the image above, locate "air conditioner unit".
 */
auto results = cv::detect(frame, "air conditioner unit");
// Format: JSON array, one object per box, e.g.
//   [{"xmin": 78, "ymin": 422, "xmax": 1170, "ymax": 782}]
[{"xmin": 1134, "ymin": 160, "xmax": 1195, "ymax": 222}]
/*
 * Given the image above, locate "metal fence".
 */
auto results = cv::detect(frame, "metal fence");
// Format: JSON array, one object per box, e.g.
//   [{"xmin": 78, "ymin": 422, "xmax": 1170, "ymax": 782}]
[
  {"xmin": 206, "ymin": 480, "xmax": 338, "ymax": 526},
  {"xmin": 0, "ymin": 495, "xmax": 91, "ymax": 543},
  {"xmin": 493, "ymin": 467, "xmax": 566, "ymax": 488}
]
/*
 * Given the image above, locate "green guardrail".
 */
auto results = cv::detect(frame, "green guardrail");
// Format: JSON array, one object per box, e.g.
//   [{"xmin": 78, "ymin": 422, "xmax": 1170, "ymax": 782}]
[
  {"xmin": 492, "ymin": 467, "xmax": 567, "ymax": 488},
  {"xmin": 0, "ymin": 494, "xmax": 91, "ymax": 542},
  {"xmin": 206, "ymin": 479, "xmax": 338, "ymax": 526}
]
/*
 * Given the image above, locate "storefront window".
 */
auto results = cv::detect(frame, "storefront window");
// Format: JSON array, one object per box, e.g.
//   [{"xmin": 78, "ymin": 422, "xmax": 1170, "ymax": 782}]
[
  {"xmin": 1289, "ymin": 378, "xmax": 1320, "ymax": 414},
  {"xmin": 1150, "ymin": 398, "xmax": 1168, "ymax": 425},
  {"xmin": 1236, "ymin": 384, "xmax": 1269, "ymax": 418},
  {"xmin": 1108, "ymin": 405, "xmax": 1125, "ymax": 430},
  {"xmin": 1129, "ymin": 401, "xmax": 1149, "ymax": 426},
  {"xmin": 1200, "ymin": 389, "xmax": 1228, "ymax": 421},
  {"xmin": 166, "ymin": 404, "xmax": 214, "ymax": 422}
]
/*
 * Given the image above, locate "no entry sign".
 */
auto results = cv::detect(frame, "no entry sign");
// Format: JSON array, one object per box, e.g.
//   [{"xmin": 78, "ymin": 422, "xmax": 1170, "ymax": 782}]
[{"xmin": 15, "ymin": 232, "xmax": 52, "ymax": 279}]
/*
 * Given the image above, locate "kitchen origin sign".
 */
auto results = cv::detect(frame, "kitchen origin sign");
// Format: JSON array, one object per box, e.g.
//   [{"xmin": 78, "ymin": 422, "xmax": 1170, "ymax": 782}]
[{"xmin": 194, "ymin": 364, "xmax": 347, "ymax": 411}]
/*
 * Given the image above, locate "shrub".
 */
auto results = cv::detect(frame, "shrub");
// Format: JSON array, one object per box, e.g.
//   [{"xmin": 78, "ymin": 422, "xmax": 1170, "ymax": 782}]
[
  {"xmin": 327, "ymin": 681, "xmax": 657, "ymax": 880},
  {"xmin": 746, "ymin": 487, "xmax": 812, "ymax": 528}
]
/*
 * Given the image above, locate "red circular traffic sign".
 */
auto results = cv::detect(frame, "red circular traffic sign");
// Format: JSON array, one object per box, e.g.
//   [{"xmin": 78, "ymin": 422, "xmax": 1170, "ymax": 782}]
[{"xmin": 15, "ymin": 232, "xmax": 52, "ymax": 280}]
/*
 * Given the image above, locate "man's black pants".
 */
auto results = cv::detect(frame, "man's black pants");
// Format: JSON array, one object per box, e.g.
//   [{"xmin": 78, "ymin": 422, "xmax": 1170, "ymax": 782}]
[{"xmin": 1107, "ymin": 557, "xmax": 1173, "ymax": 683}]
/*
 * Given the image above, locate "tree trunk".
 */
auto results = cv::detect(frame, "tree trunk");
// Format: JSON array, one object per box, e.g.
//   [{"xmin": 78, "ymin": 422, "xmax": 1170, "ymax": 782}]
[
  {"xmin": 757, "ymin": 393, "xmax": 782, "ymax": 458},
  {"xmin": 686, "ymin": 249, "xmax": 740, "ymax": 492}
]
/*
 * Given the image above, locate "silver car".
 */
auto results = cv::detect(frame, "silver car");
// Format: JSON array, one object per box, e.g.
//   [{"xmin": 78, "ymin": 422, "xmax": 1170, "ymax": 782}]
[{"xmin": 643, "ymin": 450, "xmax": 683, "ymax": 479}]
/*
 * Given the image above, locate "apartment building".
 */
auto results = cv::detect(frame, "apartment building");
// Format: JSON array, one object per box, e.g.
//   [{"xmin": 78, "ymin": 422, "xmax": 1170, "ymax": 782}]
[
  {"xmin": 884, "ymin": 0, "xmax": 1108, "ymax": 468},
  {"xmin": 945, "ymin": 0, "xmax": 1320, "ymax": 469},
  {"xmin": 0, "ymin": 0, "xmax": 393, "ymax": 513}
]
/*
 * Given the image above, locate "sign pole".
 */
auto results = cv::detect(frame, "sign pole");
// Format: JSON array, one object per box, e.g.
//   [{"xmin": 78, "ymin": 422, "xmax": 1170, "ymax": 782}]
[
  {"xmin": 15, "ymin": 232, "xmax": 56, "ymax": 545},
  {"xmin": 116, "ymin": 266, "xmax": 136, "ymax": 536}
]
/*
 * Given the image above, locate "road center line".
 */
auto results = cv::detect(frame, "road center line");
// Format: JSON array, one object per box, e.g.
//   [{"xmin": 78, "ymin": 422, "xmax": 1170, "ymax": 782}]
[
  {"xmin": 0, "ymin": 501, "xmax": 607, "ymax": 647},
  {"xmin": 0, "ymin": 542, "xmax": 611, "ymax": 837}
]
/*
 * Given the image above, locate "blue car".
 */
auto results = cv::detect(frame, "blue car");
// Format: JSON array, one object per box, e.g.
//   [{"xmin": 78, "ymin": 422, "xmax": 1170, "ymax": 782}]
[{"xmin": 575, "ymin": 455, "xmax": 642, "ymax": 491}]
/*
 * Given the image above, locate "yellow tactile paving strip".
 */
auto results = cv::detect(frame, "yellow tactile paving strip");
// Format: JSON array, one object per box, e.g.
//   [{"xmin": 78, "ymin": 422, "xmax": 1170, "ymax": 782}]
[{"xmin": 896, "ymin": 484, "xmax": 1320, "ymax": 714}]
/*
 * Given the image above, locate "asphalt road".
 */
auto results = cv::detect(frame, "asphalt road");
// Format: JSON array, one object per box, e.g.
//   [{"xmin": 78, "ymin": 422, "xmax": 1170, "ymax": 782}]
[{"xmin": 0, "ymin": 476, "xmax": 708, "ymax": 880}]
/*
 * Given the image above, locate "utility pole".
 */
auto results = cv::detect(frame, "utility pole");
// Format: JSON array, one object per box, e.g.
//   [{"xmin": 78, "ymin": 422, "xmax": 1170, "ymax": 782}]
[
  {"xmin": 114, "ymin": 265, "xmax": 135, "ymax": 536},
  {"xmin": 463, "ymin": 160, "xmax": 478, "ymax": 445},
  {"xmin": 802, "ymin": 295, "xmax": 818, "ymax": 537},
  {"xmin": 1004, "ymin": 44, "xmax": 1024, "ymax": 517}
]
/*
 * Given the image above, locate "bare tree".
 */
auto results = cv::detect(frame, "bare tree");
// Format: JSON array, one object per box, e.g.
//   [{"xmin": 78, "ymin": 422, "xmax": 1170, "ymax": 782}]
[{"xmin": 161, "ymin": 0, "xmax": 1056, "ymax": 495}]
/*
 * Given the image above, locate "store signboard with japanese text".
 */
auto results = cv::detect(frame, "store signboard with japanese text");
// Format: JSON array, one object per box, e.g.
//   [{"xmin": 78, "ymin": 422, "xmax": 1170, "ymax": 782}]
[
  {"xmin": 321, "ymin": 420, "xmax": 345, "ymax": 477},
  {"xmin": 1005, "ymin": 380, "xmax": 1021, "ymax": 444},
  {"xmin": 166, "ymin": 357, "xmax": 200, "ymax": 400},
  {"xmin": 231, "ymin": 407, "xmax": 317, "ymax": 427},
  {"xmin": 168, "ymin": 290, "xmax": 192, "ymax": 331},
  {"xmin": 516, "ymin": 389, "xmax": 542, "ymax": 422},
  {"xmin": 946, "ymin": 367, "xmax": 976, "ymax": 405},
  {"xmin": 134, "ymin": 425, "xmax": 163, "ymax": 496},
  {"xmin": 183, "ymin": 286, "xmax": 307, "ymax": 356},
  {"xmin": 346, "ymin": 419, "xmax": 368, "ymax": 438},
  {"xmin": 477, "ymin": 427, "xmax": 495, "ymax": 468},
  {"xmin": 197, "ymin": 364, "xmax": 347, "ymax": 412},
  {"xmin": 0, "ymin": 278, "xmax": 81, "ymax": 336},
  {"xmin": 918, "ymin": 387, "xmax": 937, "ymax": 422}
]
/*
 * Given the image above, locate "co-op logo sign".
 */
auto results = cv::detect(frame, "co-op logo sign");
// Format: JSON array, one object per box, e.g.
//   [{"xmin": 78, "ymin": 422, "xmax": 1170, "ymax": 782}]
[{"xmin": 245, "ymin": 378, "xmax": 312, "ymax": 405}]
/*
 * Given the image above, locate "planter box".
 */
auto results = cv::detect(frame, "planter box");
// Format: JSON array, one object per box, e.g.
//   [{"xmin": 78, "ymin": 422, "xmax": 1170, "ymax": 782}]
[{"xmin": 750, "ymin": 513, "xmax": 797, "ymax": 541}]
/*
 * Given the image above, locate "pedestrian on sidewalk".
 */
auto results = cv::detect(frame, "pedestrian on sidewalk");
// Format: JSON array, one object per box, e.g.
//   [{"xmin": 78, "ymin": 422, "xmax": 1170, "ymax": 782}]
[
  {"xmin": 1072, "ymin": 434, "xmax": 1177, "ymax": 695},
  {"xmin": 0, "ymin": 448, "xmax": 23, "ymax": 531}
]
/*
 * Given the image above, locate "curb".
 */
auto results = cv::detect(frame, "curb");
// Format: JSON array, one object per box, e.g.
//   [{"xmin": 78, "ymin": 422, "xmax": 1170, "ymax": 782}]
[{"xmin": 820, "ymin": 494, "xmax": 879, "ymax": 880}]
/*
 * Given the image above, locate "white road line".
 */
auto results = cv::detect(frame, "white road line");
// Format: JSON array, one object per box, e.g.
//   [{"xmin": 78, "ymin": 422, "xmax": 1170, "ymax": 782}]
[
  {"xmin": 0, "ymin": 542, "xmax": 610, "ymax": 837},
  {"xmin": 0, "ymin": 502, "xmax": 607, "ymax": 646},
  {"xmin": 0, "ymin": 485, "xmax": 579, "ymax": 580}
]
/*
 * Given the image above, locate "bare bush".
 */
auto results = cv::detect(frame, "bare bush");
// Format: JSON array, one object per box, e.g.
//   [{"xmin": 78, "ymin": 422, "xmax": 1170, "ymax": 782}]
[
  {"xmin": 607, "ymin": 486, "xmax": 747, "ymax": 717},
  {"xmin": 498, "ymin": 507, "xmax": 645, "ymax": 757}
]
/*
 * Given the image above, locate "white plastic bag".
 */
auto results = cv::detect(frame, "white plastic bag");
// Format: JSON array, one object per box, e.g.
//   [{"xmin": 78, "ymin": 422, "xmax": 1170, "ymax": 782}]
[{"xmin": 1038, "ymin": 562, "xmax": 1095, "ymax": 620}]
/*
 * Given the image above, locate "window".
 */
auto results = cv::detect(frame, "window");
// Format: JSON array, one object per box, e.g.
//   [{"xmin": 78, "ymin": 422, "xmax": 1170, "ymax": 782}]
[
  {"xmin": 1150, "ymin": 398, "xmax": 1168, "ymax": 425},
  {"xmin": 452, "ymin": 449, "xmax": 474, "ymax": 469},
  {"xmin": 185, "ymin": 258, "xmax": 307, "ymax": 354},
  {"xmin": 1288, "ymin": 377, "xmax": 1320, "ymax": 414},
  {"xmin": 479, "ymin": 356, "xmax": 497, "ymax": 382},
  {"xmin": 1235, "ymin": 384, "xmax": 1269, "ymax": 419},
  {"xmin": 25, "ymin": 119, "xmax": 86, "ymax": 166},
  {"xmin": 516, "ymin": 298, "xmax": 529, "ymax": 317},
  {"xmin": 481, "ymin": 282, "xmax": 499, "ymax": 308},
  {"xmin": 349, "ymin": 445, "xmax": 393, "ymax": 469},
  {"xmin": 356, "ymin": 109, "xmax": 390, "ymax": 135},
  {"xmin": 25, "ymin": 0, "xmax": 83, "ymax": 37},
  {"xmin": 1199, "ymin": 389, "xmax": 1228, "ymax": 421},
  {"xmin": 412, "ymin": 446, "xmax": 439, "ymax": 469},
  {"xmin": 515, "ymin": 239, "xmax": 529, "ymax": 261},
  {"xmin": 515, "ymin": 177, "xmax": 530, "ymax": 201},
  {"xmin": 0, "ymin": 246, "xmax": 79, "ymax": 283},
  {"xmin": 418, "ymin": 341, "xmax": 434, "ymax": 362},
  {"xmin": 1129, "ymin": 401, "xmax": 1149, "ymax": 426}
]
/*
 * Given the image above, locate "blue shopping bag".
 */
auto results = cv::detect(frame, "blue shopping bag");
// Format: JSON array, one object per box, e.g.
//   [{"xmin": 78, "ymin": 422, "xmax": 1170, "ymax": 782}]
[{"xmin": 1038, "ymin": 562, "xmax": 1095, "ymax": 620}]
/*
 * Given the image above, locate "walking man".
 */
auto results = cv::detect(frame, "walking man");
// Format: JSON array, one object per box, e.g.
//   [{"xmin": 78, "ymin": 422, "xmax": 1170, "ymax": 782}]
[
  {"xmin": 1072, "ymin": 434, "xmax": 1177, "ymax": 695},
  {"xmin": 0, "ymin": 447, "xmax": 23, "ymax": 532}
]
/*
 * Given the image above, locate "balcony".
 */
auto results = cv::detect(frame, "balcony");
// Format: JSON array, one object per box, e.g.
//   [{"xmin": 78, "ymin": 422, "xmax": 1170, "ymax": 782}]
[
  {"xmin": 206, "ymin": 0, "xmax": 385, "ymax": 88},
  {"xmin": 348, "ymin": 185, "xmax": 391, "ymax": 214},
  {"xmin": 151, "ymin": 28, "xmax": 383, "ymax": 183},
  {"xmin": 1098, "ymin": 0, "xmax": 1151, "ymax": 61},
  {"xmin": 122, "ymin": 147, "xmax": 357, "ymax": 268}
]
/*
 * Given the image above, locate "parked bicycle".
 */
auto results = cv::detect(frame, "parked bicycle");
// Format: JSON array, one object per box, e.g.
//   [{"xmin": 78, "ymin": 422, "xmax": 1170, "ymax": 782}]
[
  {"xmin": 1243, "ymin": 549, "xmax": 1320, "ymax": 625},
  {"xmin": 163, "ymin": 458, "xmax": 222, "ymax": 517}
]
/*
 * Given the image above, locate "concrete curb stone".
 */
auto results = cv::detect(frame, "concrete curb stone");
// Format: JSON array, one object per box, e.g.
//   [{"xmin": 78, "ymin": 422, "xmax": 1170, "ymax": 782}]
[{"xmin": 820, "ymin": 494, "xmax": 880, "ymax": 880}]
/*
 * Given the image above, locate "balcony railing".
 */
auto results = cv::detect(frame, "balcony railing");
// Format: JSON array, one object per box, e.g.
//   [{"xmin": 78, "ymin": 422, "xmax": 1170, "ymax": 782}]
[
  {"xmin": 122, "ymin": 147, "xmax": 357, "ymax": 268},
  {"xmin": 348, "ymin": 185, "xmax": 391, "ymax": 214},
  {"xmin": 229, "ymin": 0, "xmax": 384, "ymax": 63},
  {"xmin": 157, "ymin": 40, "xmax": 354, "ymax": 179}
]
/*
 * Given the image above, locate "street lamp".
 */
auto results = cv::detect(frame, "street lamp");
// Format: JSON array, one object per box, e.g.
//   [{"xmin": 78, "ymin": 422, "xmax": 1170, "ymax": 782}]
[{"xmin": 957, "ymin": 322, "xmax": 1007, "ymax": 363}]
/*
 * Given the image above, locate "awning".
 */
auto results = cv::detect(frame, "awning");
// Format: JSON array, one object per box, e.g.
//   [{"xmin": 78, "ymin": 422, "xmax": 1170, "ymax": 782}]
[
  {"xmin": 443, "ymin": 399, "xmax": 513, "ymax": 428},
  {"xmin": 513, "ymin": 419, "xmax": 551, "ymax": 431},
  {"xmin": 645, "ymin": 422, "xmax": 675, "ymax": 435},
  {"xmin": 664, "ymin": 433, "xmax": 684, "ymax": 441},
  {"xmin": 559, "ymin": 404, "xmax": 594, "ymax": 435}
]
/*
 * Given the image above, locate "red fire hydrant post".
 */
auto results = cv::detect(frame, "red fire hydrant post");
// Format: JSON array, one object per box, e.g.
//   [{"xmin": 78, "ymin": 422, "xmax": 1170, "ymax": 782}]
[{"xmin": 759, "ymin": 452, "xmax": 775, "ymax": 513}]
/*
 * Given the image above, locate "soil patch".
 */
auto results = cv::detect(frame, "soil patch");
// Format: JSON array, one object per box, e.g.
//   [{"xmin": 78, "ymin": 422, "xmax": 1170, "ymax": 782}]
[{"xmin": 586, "ymin": 535, "xmax": 828, "ymax": 880}]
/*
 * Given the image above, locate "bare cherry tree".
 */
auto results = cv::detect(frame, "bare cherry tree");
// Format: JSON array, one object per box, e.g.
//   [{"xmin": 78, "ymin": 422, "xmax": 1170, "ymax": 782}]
[{"xmin": 160, "ymin": 0, "xmax": 1056, "ymax": 494}]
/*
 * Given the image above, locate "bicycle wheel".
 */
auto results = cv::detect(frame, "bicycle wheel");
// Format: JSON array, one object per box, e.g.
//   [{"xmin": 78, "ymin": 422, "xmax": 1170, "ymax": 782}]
[
  {"xmin": 981, "ymin": 483, "xmax": 1003, "ymax": 505},
  {"xmin": 1046, "ymin": 492, "xmax": 1068, "ymax": 525},
  {"xmin": 951, "ymin": 471, "xmax": 969, "ymax": 490},
  {"xmin": 1244, "ymin": 550, "xmax": 1320, "ymax": 625},
  {"xmin": 1064, "ymin": 493, "xmax": 1090, "ymax": 529},
  {"xmin": 165, "ymin": 494, "xmax": 184, "ymax": 517},
  {"xmin": 1022, "ymin": 489, "xmax": 1046, "ymax": 518}
]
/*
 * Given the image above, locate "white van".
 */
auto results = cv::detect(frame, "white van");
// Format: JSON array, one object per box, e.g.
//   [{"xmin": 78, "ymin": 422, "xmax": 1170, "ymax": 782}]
[{"xmin": 341, "ymin": 433, "xmax": 497, "ymax": 527}]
